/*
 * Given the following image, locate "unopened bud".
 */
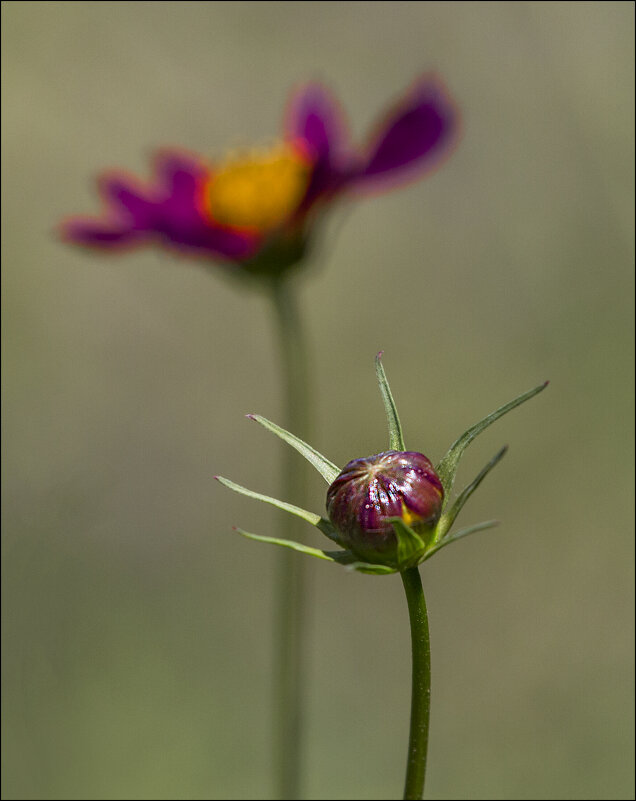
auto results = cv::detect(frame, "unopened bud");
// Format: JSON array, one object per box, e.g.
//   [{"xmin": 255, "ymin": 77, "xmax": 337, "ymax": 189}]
[{"xmin": 326, "ymin": 450, "xmax": 444, "ymax": 565}]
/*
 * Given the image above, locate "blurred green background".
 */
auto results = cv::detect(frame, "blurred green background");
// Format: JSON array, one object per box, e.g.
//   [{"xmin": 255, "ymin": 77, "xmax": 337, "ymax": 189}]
[{"xmin": 2, "ymin": 2, "xmax": 634, "ymax": 799}]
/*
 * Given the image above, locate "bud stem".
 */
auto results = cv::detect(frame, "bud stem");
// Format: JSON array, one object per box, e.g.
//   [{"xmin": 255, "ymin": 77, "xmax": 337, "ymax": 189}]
[
  {"xmin": 401, "ymin": 566, "xmax": 431, "ymax": 800},
  {"xmin": 270, "ymin": 275, "xmax": 312, "ymax": 800}
]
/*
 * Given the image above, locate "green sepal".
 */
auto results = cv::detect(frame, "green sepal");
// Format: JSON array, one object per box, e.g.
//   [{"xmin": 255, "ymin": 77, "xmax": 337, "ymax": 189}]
[
  {"xmin": 215, "ymin": 475, "xmax": 337, "ymax": 540},
  {"xmin": 375, "ymin": 352, "xmax": 405, "ymax": 451},
  {"xmin": 388, "ymin": 517, "xmax": 426, "ymax": 570},
  {"xmin": 423, "ymin": 520, "xmax": 499, "ymax": 560},
  {"xmin": 234, "ymin": 527, "xmax": 350, "ymax": 564},
  {"xmin": 247, "ymin": 414, "xmax": 339, "ymax": 484},
  {"xmin": 233, "ymin": 528, "xmax": 395, "ymax": 574},
  {"xmin": 346, "ymin": 561, "xmax": 397, "ymax": 575},
  {"xmin": 435, "ymin": 446, "xmax": 508, "ymax": 541},
  {"xmin": 436, "ymin": 381, "xmax": 548, "ymax": 497}
]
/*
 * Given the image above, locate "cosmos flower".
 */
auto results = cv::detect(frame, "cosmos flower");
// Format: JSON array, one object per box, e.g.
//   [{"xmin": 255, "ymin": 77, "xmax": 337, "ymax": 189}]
[{"xmin": 60, "ymin": 76, "xmax": 458, "ymax": 275}]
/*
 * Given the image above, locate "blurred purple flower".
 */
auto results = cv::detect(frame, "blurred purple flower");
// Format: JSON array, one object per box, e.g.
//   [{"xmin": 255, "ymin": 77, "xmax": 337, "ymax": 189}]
[{"xmin": 60, "ymin": 76, "xmax": 458, "ymax": 270}]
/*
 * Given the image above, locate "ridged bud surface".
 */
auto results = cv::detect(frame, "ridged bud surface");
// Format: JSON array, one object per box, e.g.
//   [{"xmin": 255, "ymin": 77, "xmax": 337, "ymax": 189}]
[{"xmin": 326, "ymin": 450, "xmax": 444, "ymax": 564}]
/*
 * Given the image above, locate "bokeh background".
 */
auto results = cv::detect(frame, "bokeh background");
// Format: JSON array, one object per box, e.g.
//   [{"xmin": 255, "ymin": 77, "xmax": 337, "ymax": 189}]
[{"xmin": 2, "ymin": 2, "xmax": 634, "ymax": 799}]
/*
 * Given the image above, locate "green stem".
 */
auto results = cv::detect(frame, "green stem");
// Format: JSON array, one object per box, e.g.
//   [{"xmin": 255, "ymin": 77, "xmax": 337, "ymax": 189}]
[
  {"xmin": 400, "ymin": 566, "xmax": 431, "ymax": 800},
  {"xmin": 269, "ymin": 276, "xmax": 312, "ymax": 800}
]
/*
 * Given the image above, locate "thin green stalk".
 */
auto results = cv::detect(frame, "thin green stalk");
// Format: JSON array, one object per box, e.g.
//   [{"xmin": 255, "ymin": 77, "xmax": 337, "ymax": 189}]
[
  {"xmin": 270, "ymin": 276, "xmax": 312, "ymax": 800},
  {"xmin": 401, "ymin": 566, "xmax": 431, "ymax": 801}
]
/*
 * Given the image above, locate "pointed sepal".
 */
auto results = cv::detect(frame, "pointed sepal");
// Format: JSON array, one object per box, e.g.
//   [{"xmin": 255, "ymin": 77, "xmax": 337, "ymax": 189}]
[
  {"xmin": 233, "ymin": 528, "xmax": 395, "ymax": 574},
  {"xmin": 215, "ymin": 475, "xmax": 338, "ymax": 541},
  {"xmin": 435, "ymin": 446, "xmax": 507, "ymax": 541},
  {"xmin": 375, "ymin": 352, "xmax": 405, "ymax": 451},
  {"xmin": 234, "ymin": 527, "xmax": 350, "ymax": 564},
  {"xmin": 246, "ymin": 414, "xmax": 339, "ymax": 484},
  {"xmin": 388, "ymin": 517, "xmax": 427, "ymax": 569},
  {"xmin": 436, "ymin": 381, "xmax": 548, "ymax": 496},
  {"xmin": 423, "ymin": 520, "xmax": 500, "ymax": 560},
  {"xmin": 347, "ymin": 561, "xmax": 397, "ymax": 575}
]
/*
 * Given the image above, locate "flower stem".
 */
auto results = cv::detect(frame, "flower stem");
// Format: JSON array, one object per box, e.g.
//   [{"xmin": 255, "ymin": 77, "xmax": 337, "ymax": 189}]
[
  {"xmin": 269, "ymin": 276, "xmax": 312, "ymax": 800},
  {"xmin": 400, "ymin": 566, "xmax": 431, "ymax": 801}
]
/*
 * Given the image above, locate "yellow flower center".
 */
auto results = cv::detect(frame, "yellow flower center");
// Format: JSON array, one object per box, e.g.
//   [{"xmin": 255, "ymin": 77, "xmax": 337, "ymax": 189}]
[{"xmin": 203, "ymin": 141, "xmax": 312, "ymax": 233}]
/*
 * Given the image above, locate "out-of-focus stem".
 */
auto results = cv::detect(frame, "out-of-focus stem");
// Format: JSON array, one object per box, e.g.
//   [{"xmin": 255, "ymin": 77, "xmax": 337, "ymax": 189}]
[{"xmin": 270, "ymin": 276, "xmax": 312, "ymax": 800}]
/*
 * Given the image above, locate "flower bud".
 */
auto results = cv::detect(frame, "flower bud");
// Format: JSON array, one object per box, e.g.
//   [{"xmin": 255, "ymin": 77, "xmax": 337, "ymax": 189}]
[{"xmin": 326, "ymin": 450, "xmax": 444, "ymax": 565}]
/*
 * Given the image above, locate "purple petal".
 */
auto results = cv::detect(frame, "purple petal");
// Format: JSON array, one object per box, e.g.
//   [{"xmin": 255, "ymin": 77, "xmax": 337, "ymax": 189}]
[
  {"xmin": 151, "ymin": 151, "xmax": 257, "ymax": 260},
  {"xmin": 353, "ymin": 76, "xmax": 458, "ymax": 190},
  {"xmin": 285, "ymin": 82, "xmax": 349, "ymax": 162},
  {"xmin": 99, "ymin": 172, "xmax": 157, "ymax": 228},
  {"xmin": 285, "ymin": 83, "xmax": 351, "ymax": 203},
  {"xmin": 60, "ymin": 216, "xmax": 142, "ymax": 249},
  {"xmin": 152, "ymin": 150, "xmax": 207, "ymax": 207},
  {"xmin": 60, "ymin": 149, "xmax": 258, "ymax": 262}
]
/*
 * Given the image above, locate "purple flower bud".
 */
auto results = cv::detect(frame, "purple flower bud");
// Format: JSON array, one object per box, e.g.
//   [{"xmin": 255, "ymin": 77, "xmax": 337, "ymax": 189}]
[{"xmin": 326, "ymin": 451, "xmax": 444, "ymax": 565}]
